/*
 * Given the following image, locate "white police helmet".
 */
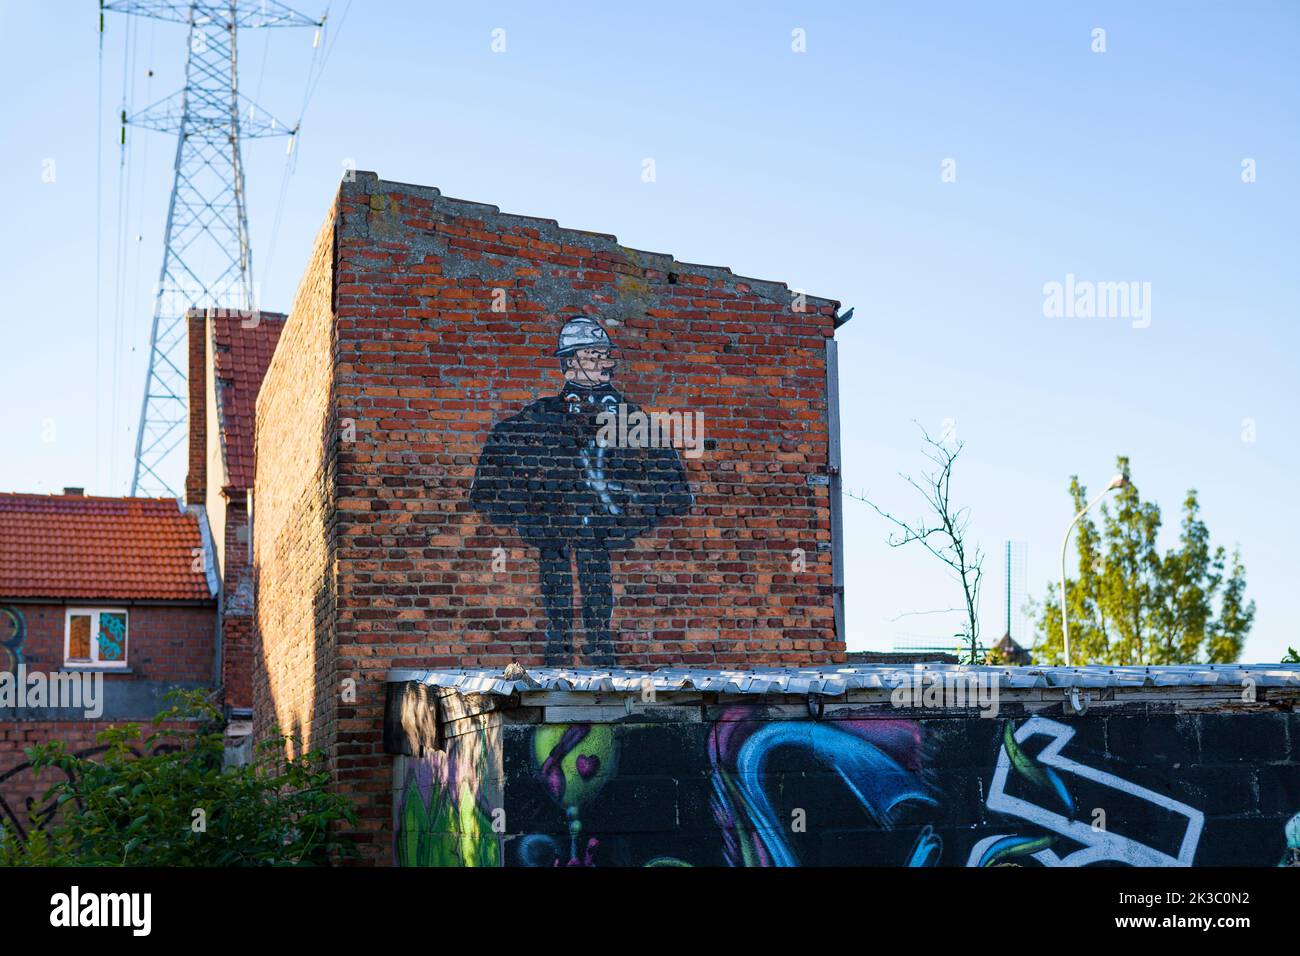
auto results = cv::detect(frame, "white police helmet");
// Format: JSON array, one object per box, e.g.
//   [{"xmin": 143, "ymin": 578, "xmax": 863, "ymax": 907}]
[{"xmin": 555, "ymin": 316, "xmax": 613, "ymax": 356}]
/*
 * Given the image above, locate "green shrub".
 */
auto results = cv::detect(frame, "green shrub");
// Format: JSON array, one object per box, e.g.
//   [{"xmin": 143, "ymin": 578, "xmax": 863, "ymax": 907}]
[{"xmin": 0, "ymin": 690, "xmax": 356, "ymax": 866}]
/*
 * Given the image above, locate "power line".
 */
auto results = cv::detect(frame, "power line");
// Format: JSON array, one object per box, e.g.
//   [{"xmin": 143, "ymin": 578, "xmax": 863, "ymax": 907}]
[
  {"xmin": 262, "ymin": 0, "xmax": 351, "ymax": 289},
  {"xmin": 109, "ymin": 13, "xmax": 138, "ymax": 494},
  {"xmin": 121, "ymin": 19, "xmax": 156, "ymax": 493},
  {"xmin": 95, "ymin": 10, "xmax": 107, "ymax": 495}
]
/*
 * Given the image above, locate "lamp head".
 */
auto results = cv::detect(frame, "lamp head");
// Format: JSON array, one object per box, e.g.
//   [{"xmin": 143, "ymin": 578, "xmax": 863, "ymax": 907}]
[{"xmin": 1106, "ymin": 474, "xmax": 1130, "ymax": 491}]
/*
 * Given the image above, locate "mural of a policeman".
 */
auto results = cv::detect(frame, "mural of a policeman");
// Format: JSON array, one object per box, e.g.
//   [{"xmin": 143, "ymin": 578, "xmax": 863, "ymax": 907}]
[{"xmin": 470, "ymin": 317, "xmax": 693, "ymax": 665}]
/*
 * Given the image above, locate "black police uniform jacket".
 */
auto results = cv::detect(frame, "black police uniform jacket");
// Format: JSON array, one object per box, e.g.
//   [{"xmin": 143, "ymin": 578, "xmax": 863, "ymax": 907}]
[{"xmin": 469, "ymin": 383, "xmax": 693, "ymax": 550}]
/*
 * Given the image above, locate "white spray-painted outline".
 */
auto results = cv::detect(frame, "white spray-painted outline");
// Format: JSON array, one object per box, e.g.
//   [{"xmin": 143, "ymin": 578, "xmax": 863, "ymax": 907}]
[{"xmin": 966, "ymin": 716, "xmax": 1203, "ymax": 867}]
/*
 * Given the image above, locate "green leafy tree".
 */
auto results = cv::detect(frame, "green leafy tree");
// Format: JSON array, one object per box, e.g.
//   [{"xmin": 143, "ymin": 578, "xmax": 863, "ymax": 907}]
[
  {"xmin": 1033, "ymin": 457, "xmax": 1254, "ymax": 665},
  {"xmin": 0, "ymin": 691, "xmax": 356, "ymax": 866}
]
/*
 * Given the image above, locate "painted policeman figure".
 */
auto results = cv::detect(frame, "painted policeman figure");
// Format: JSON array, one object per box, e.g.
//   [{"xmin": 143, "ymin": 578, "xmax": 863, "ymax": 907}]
[{"xmin": 470, "ymin": 317, "xmax": 693, "ymax": 665}]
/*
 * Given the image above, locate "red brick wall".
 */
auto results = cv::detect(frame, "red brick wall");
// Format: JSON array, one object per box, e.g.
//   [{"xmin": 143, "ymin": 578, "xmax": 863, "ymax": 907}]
[
  {"xmin": 219, "ymin": 498, "xmax": 254, "ymax": 710},
  {"xmin": 1, "ymin": 600, "xmax": 214, "ymax": 832},
  {"xmin": 186, "ymin": 310, "xmax": 208, "ymax": 506},
  {"xmin": 1, "ymin": 721, "xmax": 117, "ymax": 833},
  {"xmin": 184, "ymin": 307, "xmax": 260, "ymax": 712},
  {"xmin": 255, "ymin": 172, "xmax": 845, "ymax": 863},
  {"xmin": 333, "ymin": 173, "xmax": 842, "ymax": 672},
  {"xmin": 252, "ymin": 208, "xmax": 340, "ymax": 772},
  {"xmin": 0, "ymin": 720, "xmax": 189, "ymax": 838},
  {"xmin": 3, "ymin": 602, "xmax": 214, "ymax": 682}
]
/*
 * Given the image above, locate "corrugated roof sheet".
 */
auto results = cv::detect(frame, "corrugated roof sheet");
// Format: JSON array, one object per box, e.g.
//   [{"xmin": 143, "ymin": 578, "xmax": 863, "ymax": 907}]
[
  {"xmin": 0, "ymin": 493, "xmax": 213, "ymax": 601},
  {"xmin": 387, "ymin": 663, "xmax": 1300, "ymax": 696},
  {"xmin": 210, "ymin": 311, "xmax": 286, "ymax": 491}
]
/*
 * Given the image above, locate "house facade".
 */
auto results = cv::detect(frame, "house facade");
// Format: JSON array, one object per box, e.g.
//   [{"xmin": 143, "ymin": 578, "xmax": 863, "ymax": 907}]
[
  {"xmin": 185, "ymin": 307, "xmax": 287, "ymax": 721},
  {"xmin": 0, "ymin": 491, "xmax": 216, "ymax": 833}
]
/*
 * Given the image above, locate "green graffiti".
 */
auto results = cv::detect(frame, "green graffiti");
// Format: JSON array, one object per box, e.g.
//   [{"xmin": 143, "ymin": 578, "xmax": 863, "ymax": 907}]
[
  {"xmin": 397, "ymin": 773, "xmax": 500, "ymax": 868},
  {"xmin": 397, "ymin": 726, "xmax": 501, "ymax": 868},
  {"xmin": 533, "ymin": 723, "xmax": 617, "ymax": 809},
  {"xmin": 1003, "ymin": 721, "xmax": 1074, "ymax": 815}
]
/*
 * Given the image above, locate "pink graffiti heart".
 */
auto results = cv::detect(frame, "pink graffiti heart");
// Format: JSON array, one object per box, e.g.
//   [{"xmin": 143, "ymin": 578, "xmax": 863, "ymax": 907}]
[{"xmin": 575, "ymin": 754, "xmax": 601, "ymax": 779}]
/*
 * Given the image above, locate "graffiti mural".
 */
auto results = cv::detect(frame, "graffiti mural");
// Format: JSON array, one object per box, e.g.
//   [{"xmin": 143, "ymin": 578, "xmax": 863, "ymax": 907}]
[
  {"xmin": 517, "ymin": 723, "xmax": 618, "ymax": 867},
  {"xmin": 967, "ymin": 717, "xmax": 1203, "ymax": 867},
  {"xmin": 470, "ymin": 317, "xmax": 693, "ymax": 665},
  {"xmin": 394, "ymin": 725, "xmax": 502, "ymax": 868},
  {"xmin": 393, "ymin": 706, "xmax": 1299, "ymax": 867},
  {"xmin": 0, "ymin": 606, "xmax": 24, "ymax": 674},
  {"xmin": 708, "ymin": 709, "xmax": 937, "ymax": 867}
]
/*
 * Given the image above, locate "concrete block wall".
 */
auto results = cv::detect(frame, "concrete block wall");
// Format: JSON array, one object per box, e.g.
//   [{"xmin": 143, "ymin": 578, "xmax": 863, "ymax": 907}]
[{"xmin": 392, "ymin": 704, "xmax": 1300, "ymax": 867}]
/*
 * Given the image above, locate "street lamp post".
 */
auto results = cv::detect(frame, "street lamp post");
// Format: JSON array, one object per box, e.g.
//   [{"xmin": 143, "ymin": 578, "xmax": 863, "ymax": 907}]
[{"xmin": 1059, "ymin": 473, "xmax": 1130, "ymax": 666}]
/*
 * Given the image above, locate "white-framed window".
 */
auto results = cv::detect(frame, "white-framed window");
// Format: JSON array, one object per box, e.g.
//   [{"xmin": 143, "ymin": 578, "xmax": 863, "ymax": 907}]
[{"xmin": 64, "ymin": 608, "xmax": 129, "ymax": 669}]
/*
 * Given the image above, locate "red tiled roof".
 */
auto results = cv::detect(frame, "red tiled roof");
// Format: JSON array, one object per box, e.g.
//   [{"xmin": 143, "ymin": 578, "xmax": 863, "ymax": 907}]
[
  {"xmin": 0, "ymin": 493, "xmax": 213, "ymax": 601},
  {"xmin": 212, "ymin": 312, "xmax": 286, "ymax": 491}
]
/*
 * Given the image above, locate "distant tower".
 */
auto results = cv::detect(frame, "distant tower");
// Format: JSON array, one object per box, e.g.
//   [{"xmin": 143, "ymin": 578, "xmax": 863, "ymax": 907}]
[
  {"xmin": 105, "ymin": 1, "xmax": 322, "ymax": 496},
  {"xmin": 994, "ymin": 540, "xmax": 1031, "ymax": 664}
]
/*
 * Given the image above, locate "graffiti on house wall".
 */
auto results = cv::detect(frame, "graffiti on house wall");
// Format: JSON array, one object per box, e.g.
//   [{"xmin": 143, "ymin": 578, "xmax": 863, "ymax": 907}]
[
  {"xmin": 0, "ymin": 606, "xmax": 24, "ymax": 673},
  {"xmin": 0, "ymin": 742, "xmax": 177, "ymax": 845},
  {"xmin": 470, "ymin": 317, "xmax": 693, "ymax": 666},
  {"xmin": 394, "ymin": 726, "xmax": 502, "ymax": 867}
]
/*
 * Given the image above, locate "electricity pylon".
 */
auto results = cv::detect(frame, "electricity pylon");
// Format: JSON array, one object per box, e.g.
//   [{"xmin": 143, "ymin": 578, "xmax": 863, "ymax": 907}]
[{"xmin": 104, "ymin": 1, "xmax": 322, "ymax": 496}]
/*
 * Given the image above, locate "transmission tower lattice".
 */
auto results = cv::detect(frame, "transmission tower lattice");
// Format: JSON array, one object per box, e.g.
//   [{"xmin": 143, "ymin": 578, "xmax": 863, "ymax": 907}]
[{"xmin": 105, "ymin": 1, "xmax": 322, "ymax": 497}]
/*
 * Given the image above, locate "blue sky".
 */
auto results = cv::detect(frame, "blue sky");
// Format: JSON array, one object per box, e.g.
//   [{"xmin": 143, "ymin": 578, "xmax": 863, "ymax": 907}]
[{"xmin": 1, "ymin": 1, "xmax": 1296, "ymax": 660}]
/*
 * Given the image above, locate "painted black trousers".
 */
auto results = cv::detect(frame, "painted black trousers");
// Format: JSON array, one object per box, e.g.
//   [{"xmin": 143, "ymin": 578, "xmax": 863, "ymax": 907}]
[{"xmin": 537, "ymin": 544, "xmax": 615, "ymax": 666}]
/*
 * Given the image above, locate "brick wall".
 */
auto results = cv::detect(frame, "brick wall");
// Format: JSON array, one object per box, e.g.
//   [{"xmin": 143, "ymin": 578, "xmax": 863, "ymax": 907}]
[
  {"xmin": 1, "ymin": 721, "xmax": 121, "ymax": 833},
  {"xmin": 3, "ymin": 602, "xmax": 214, "ymax": 683},
  {"xmin": 331, "ymin": 173, "xmax": 842, "ymax": 675},
  {"xmin": 252, "ymin": 208, "xmax": 341, "ymax": 769},
  {"xmin": 186, "ymin": 311, "xmax": 208, "ymax": 506},
  {"xmin": 256, "ymin": 172, "xmax": 845, "ymax": 862},
  {"xmin": 1, "ymin": 719, "xmax": 190, "ymax": 838},
  {"xmin": 0, "ymin": 600, "xmax": 215, "ymax": 828},
  {"xmin": 186, "ymin": 308, "xmax": 285, "ymax": 714},
  {"xmin": 218, "ymin": 499, "xmax": 254, "ymax": 710}
]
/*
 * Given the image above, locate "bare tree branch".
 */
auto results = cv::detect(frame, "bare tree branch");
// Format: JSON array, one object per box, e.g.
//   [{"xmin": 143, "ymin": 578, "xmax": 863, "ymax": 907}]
[{"xmin": 855, "ymin": 422, "xmax": 986, "ymax": 661}]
